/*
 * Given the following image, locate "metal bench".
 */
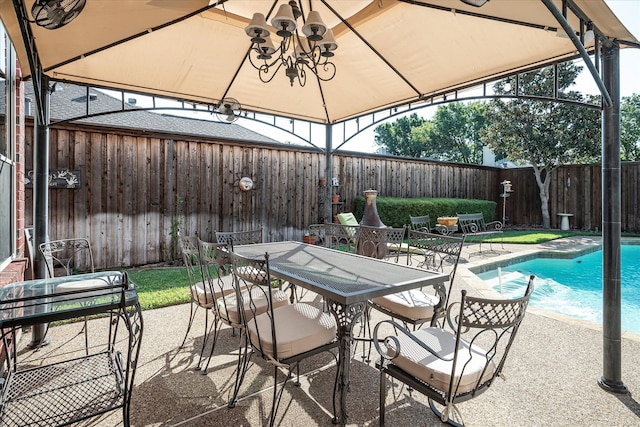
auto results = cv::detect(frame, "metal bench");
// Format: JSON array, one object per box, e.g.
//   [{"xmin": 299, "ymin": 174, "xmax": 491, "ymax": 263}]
[{"xmin": 457, "ymin": 212, "xmax": 503, "ymax": 254}]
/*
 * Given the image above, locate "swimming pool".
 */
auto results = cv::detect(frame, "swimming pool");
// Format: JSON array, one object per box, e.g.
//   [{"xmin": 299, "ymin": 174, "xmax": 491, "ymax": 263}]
[{"xmin": 476, "ymin": 244, "xmax": 640, "ymax": 333}]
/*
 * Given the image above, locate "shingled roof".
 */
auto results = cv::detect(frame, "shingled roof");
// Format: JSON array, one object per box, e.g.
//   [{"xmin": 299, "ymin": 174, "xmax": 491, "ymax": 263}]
[{"xmin": 22, "ymin": 83, "xmax": 279, "ymax": 145}]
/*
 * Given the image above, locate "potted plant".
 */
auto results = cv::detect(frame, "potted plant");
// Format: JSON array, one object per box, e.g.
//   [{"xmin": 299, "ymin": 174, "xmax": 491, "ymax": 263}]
[
  {"xmin": 303, "ymin": 229, "xmax": 317, "ymax": 244},
  {"xmin": 332, "ymin": 194, "xmax": 340, "ymax": 203}
]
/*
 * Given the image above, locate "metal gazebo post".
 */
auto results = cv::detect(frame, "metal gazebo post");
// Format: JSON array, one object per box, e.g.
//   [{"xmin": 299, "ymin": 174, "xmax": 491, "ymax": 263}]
[
  {"xmin": 598, "ymin": 41, "xmax": 627, "ymax": 394},
  {"xmin": 325, "ymin": 124, "xmax": 333, "ymax": 224},
  {"xmin": 28, "ymin": 73, "xmax": 52, "ymax": 348}
]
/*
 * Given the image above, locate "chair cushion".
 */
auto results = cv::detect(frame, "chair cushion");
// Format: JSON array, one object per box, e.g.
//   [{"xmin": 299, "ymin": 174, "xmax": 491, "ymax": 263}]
[
  {"xmin": 218, "ymin": 288, "xmax": 289, "ymax": 326},
  {"xmin": 388, "ymin": 327, "xmax": 496, "ymax": 394},
  {"xmin": 192, "ymin": 281, "xmax": 216, "ymax": 308},
  {"xmin": 337, "ymin": 212, "xmax": 359, "ymax": 226},
  {"xmin": 248, "ymin": 303, "xmax": 337, "ymax": 360},
  {"xmin": 371, "ymin": 290, "xmax": 439, "ymax": 321},
  {"xmin": 211, "ymin": 274, "xmax": 236, "ymax": 297},
  {"xmin": 56, "ymin": 276, "xmax": 121, "ymax": 298},
  {"xmin": 387, "ymin": 242, "xmax": 426, "ymax": 255}
]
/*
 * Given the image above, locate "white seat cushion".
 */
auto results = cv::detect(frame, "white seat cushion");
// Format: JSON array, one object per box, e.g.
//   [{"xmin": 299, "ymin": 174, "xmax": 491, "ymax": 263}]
[
  {"xmin": 371, "ymin": 290, "xmax": 439, "ymax": 321},
  {"xmin": 192, "ymin": 281, "xmax": 215, "ymax": 308},
  {"xmin": 56, "ymin": 276, "xmax": 121, "ymax": 299},
  {"xmin": 218, "ymin": 288, "xmax": 289, "ymax": 325},
  {"xmin": 211, "ymin": 274, "xmax": 237, "ymax": 297},
  {"xmin": 387, "ymin": 327, "xmax": 495, "ymax": 394},
  {"xmin": 248, "ymin": 303, "xmax": 337, "ymax": 360},
  {"xmin": 193, "ymin": 274, "xmax": 239, "ymax": 308}
]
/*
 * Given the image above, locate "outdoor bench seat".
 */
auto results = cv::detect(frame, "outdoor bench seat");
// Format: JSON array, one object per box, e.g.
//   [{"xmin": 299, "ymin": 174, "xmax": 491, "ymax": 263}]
[{"xmin": 457, "ymin": 212, "xmax": 503, "ymax": 254}]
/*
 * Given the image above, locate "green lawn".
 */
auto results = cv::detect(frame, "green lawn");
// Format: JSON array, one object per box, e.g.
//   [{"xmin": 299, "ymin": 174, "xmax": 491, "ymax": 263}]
[
  {"xmin": 125, "ymin": 230, "xmax": 636, "ymax": 311},
  {"xmin": 125, "ymin": 267, "xmax": 191, "ymax": 311},
  {"xmin": 466, "ymin": 230, "xmax": 590, "ymax": 244}
]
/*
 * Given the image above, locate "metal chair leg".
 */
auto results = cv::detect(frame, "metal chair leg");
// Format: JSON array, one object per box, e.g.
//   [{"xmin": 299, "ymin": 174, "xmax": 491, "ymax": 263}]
[{"xmin": 180, "ymin": 300, "xmax": 198, "ymax": 348}]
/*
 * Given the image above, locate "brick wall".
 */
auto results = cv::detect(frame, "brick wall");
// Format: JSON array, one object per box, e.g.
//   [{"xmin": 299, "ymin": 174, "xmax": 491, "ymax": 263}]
[{"xmin": 0, "ymin": 49, "xmax": 28, "ymax": 286}]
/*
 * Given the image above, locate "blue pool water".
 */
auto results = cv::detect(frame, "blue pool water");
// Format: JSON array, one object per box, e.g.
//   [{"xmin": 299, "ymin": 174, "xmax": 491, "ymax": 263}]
[{"xmin": 477, "ymin": 245, "xmax": 640, "ymax": 333}]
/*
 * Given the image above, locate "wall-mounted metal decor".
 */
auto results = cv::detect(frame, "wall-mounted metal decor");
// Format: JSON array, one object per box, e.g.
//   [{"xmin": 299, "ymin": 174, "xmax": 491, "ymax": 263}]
[{"xmin": 25, "ymin": 168, "xmax": 81, "ymax": 189}]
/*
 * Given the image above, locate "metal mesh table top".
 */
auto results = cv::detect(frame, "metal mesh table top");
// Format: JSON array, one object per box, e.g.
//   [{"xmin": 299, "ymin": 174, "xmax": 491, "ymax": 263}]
[{"xmin": 234, "ymin": 241, "xmax": 448, "ymax": 305}]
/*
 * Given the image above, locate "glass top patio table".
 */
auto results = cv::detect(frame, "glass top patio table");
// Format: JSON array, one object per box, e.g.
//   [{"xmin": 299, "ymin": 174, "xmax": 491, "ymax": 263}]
[
  {"xmin": 0, "ymin": 271, "xmax": 137, "ymax": 328},
  {"xmin": 0, "ymin": 271, "xmax": 142, "ymax": 427}
]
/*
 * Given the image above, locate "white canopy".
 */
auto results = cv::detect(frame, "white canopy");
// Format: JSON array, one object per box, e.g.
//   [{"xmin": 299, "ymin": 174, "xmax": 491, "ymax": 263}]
[{"xmin": 0, "ymin": 0, "xmax": 637, "ymax": 124}]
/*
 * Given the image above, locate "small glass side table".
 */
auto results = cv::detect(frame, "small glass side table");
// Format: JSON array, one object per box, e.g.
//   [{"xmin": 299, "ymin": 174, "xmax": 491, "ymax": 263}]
[{"xmin": 0, "ymin": 271, "xmax": 143, "ymax": 427}]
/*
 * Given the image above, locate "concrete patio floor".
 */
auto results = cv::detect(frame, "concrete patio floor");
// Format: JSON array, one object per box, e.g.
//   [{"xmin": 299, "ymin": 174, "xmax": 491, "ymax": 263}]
[{"xmin": 14, "ymin": 237, "xmax": 640, "ymax": 426}]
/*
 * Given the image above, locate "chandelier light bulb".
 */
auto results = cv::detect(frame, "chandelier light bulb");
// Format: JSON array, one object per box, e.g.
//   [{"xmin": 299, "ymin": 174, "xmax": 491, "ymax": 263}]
[{"xmin": 258, "ymin": 36, "xmax": 276, "ymax": 59}]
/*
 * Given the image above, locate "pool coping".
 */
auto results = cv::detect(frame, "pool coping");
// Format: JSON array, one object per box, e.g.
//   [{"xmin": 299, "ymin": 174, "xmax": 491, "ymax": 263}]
[{"xmin": 457, "ymin": 236, "xmax": 640, "ymax": 342}]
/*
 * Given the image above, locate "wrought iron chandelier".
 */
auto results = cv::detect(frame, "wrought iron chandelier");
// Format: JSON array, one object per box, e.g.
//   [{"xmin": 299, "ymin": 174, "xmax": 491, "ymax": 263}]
[{"xmin": 244, "ymin": 1, "xmax": 338, "ymax": 87}]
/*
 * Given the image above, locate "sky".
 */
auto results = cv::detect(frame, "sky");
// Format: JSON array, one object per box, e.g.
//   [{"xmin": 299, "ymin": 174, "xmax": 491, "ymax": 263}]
[{"xmin": 235, "ymin": 0, "xmax": 640, "ymax": 153}]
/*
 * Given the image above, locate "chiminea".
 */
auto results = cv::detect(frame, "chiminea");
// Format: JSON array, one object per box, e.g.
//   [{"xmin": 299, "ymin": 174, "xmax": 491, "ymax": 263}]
[{"xmin": 358, "ymin": 189, "xmax": 387, "ymax": 258}]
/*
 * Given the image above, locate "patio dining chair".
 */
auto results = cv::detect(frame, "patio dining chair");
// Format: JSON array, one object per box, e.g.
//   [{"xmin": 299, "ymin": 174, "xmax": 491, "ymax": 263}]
[
  {"xmin": 409, "ymin": 215, "xmax": 433, "ymax": 233},
  {"xmin": 39, "ymin": 238, "xmax": 95, "ymax": 278},
  {"xmin": 351, "ymin": 225, "xmax": 405, "ymax": 359},
  {"xmin": 369, "ymin": 231, "xmax": 466, "ymax": 333},
  {"xmin": 38, "ymin": 238, "xmax": 95, "ymax": 353},
  {"xmin": 355, "ymin": 225, "xmax": 406, "ymax": 262},
  {"xmin": 215, "ymin": 227, "xmax": 263, "ymax": 246},
  {"xmin": 197, "ymin": 238, "xmax": 290, "ymax": 375},
  {"xmin": 228, "ymin": 251, "xmax": 339, "ymax": 426},
  {"xmin": 178, "ymin": 235, "xmax": 218, "ymax": 372},
  {"xmin": 323, "ymin": 222, "xmax": 359, "ymax": 253},
  {"xmin": 373, "ymin": 277, "xmax": 534, "ymax": 426}
]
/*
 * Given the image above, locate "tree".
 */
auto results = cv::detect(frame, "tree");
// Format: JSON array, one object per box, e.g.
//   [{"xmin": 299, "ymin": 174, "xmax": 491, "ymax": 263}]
[
  {"xmin": 482, "ymin": 62, "xmax": 601, "ymax": 228},
  {"xmin": 621, "ymin": 94, "xmax": 640, "ymax": 161},
  {"xmin": 375, "ymin": 103, "xmax": 488, "ymax": 163},
  {"xmin": 374, "ymin": 113, "xmax": 426, "ymax": 157},
  {"xmin": 413, "ymin": 102, "xmax": 488, "ymax": 164}
]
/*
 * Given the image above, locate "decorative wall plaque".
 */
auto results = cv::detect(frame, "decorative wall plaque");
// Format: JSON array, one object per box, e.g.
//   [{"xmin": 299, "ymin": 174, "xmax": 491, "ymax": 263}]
[{"xmin": 25, "ymin": 169, "xmax": 81, "ymax": 189}]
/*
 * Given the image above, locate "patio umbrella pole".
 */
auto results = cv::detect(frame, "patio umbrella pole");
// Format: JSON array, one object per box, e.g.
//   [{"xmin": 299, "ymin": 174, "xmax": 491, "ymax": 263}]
[{"xmin": 598, "ymin": 42, "xmax": 626, "ymax": 394}]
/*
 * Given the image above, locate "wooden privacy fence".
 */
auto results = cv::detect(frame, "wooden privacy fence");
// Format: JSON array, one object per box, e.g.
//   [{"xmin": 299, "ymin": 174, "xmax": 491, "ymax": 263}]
[
  {"xmin": 497, "ymin": 163, "xmax": 640, "ymax": 233},
  {"xmin": 24, "ymin": 122, "xmax": 640, "ymax": 269}
]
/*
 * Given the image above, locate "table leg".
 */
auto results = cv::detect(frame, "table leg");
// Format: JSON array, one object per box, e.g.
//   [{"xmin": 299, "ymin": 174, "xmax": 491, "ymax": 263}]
[
  {"xmin": 326, "ymin": 299, "xmax": 367, "ymax": 426},
  {"xmin": 120, "ymin": 302, "xmax": 144, "ymax": 426}
]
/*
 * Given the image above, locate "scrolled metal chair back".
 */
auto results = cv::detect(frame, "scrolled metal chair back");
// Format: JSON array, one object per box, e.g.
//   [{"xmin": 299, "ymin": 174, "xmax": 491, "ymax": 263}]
[
  {"xmin": 38, "ymin": 238, "xmax": 95, "ymax": 277},
  {"xmin": 215, "ymin": 228, "xmax": 263, "ymax": 247},
  {"xmin": 229, "ymin": 252, "xmax": 277, "ymax": 355},
  {"xmin": 355, "ymin": 225, "xmax": 406, "ymax": 261},
  {"xmin": 409, "ymin": 215, "xmax": 432, "ymax": 233},
  {"xmin": 323, "ymin": 222, "xmax": 359, "ymax": 252}
]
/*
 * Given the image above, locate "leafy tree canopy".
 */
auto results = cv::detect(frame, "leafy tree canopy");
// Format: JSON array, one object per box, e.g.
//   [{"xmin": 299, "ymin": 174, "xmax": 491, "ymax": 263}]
[
  {"xmin": 374, "ymin": 103, "xmax": 488, "ymax": 164},
  {"xmin": 481, "ymin": 62, "xmax": 601, "ymax": 228},
  {"xmin": 482, "ymin": 62, "xmax": 601, "ymax": 169},
  {"xmin": 413, "ymin": 102, "xmax": 488, "ymax": 164},
  {"xmin": 373, "ymin": 113, "xmax": 426, "ymax": 157}
]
